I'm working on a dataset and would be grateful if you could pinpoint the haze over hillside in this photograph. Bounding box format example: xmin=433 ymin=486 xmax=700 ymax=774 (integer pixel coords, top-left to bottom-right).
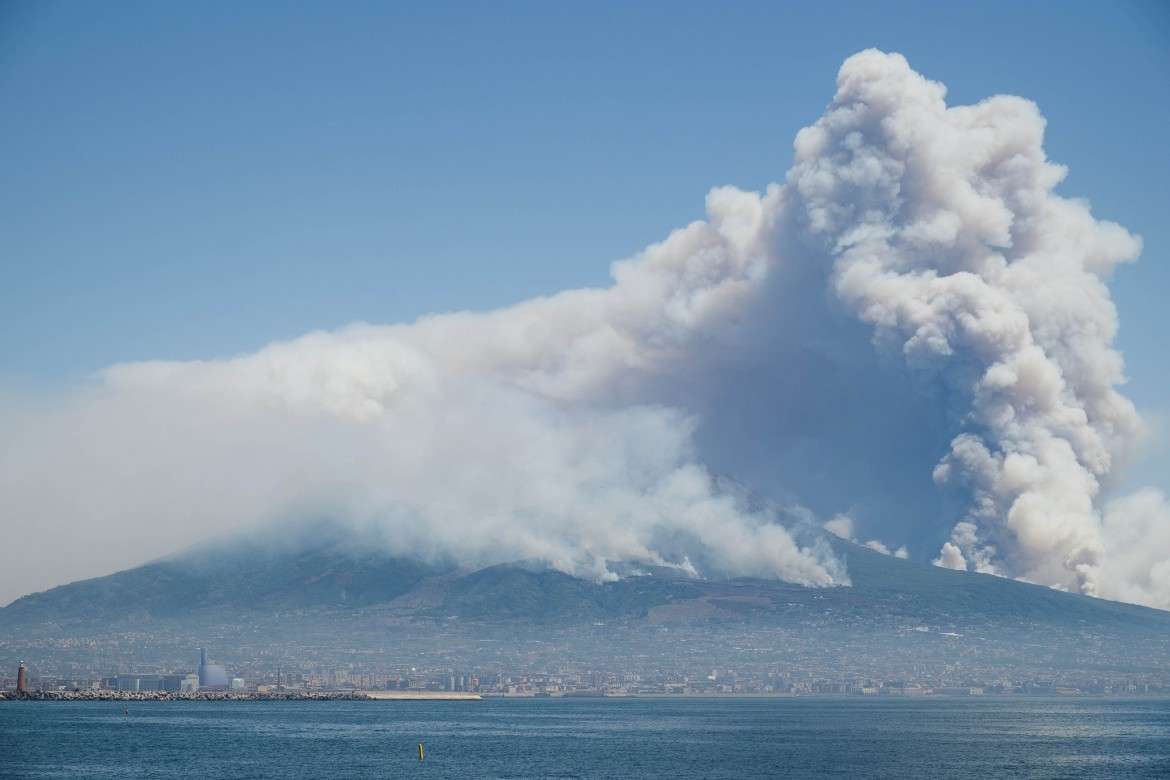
xmin=3 ymin=515 xmax=1169 ymax=690
xmin=3 ymin=50 xmax=1169 ymax=612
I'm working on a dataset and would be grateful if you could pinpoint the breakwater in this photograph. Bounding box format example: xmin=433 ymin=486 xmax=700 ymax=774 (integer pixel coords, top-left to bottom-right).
xmin=0 ymin=689 xmax=479 ymax=702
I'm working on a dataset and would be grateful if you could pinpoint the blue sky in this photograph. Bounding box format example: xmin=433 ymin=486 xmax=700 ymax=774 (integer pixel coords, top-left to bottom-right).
xmin=2 ymin=2 xmax=1165 ymax=369
xmin=1 ymin=2 xmax=1168 ymax=533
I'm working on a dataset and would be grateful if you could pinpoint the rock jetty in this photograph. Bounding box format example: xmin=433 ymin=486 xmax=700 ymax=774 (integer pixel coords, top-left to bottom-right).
xmin=1 ymin=690 xmax=372 ymax=702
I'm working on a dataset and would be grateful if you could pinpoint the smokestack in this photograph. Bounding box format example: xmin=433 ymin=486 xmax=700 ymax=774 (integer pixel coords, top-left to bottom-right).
xmin=16 ymin=662 xmax=27 ymax=692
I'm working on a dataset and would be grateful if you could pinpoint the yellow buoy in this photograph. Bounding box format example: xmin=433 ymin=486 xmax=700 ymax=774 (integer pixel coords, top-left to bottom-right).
xmin=418 ymin=743 xmax=424 ymax=761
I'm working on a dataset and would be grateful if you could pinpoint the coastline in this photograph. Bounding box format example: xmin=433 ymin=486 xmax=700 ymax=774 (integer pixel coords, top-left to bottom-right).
xmin=5 ymin=689 xmax=1167 ymax=702
xmin=0 ymin=690 xmax=481 ymax=702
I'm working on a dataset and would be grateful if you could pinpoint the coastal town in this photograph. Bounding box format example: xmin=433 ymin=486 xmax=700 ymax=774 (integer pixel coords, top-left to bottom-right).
xmin=4 ymin=664 xmax=1166 ymax=701
xmin=5 ymin=626 xmax=1168 ymax=701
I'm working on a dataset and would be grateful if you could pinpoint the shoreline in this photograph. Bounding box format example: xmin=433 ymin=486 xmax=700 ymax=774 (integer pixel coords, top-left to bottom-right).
xmin=4 ymin=689 xmax=1168 ymax=702
xmin=0 ymin=690 xmax=481 ymax=702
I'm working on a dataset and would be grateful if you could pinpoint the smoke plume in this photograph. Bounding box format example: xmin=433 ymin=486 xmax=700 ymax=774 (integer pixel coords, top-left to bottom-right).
xmin=787 ymin=50 xmax=1153 ymax=603
xmin=2 ymin=50 xmax=1167 ymax=610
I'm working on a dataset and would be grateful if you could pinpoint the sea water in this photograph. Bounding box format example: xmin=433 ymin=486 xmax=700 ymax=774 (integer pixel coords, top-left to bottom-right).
xmin=1 ymin=696 xmax=1168 ymax=779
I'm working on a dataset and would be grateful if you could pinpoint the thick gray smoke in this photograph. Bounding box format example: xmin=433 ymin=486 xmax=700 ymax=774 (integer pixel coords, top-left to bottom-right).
xmin=0 ymin=182 xmax=846 ymax=601
xmin=2 ymin=50 xmax=1167 ymax=609
xmin=786 ymin=51 xmax=1155 ymax=603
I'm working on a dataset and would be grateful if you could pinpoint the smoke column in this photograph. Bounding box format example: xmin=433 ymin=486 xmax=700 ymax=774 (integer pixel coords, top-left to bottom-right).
xmin=2 ymin=50 xmax=1167 ymax=609
xmin=786 ymin=51 xmax=1152 ymax=602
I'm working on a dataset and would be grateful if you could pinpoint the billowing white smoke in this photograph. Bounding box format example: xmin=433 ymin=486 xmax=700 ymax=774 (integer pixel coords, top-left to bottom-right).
xmin=788 ymin=50 xmax=1165 ymax=606
xmin=2 ymin=50 xmax=1167 ymax=610
xmin=0 ymin=184 xmax=845 ymax=603
xmin=823 ymin=515 xmax=908 ymax=559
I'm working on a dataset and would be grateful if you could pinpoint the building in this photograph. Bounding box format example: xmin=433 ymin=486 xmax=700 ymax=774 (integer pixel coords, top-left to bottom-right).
xmin=104 ymin=674 xmax=189 ymax=692
xmin=198 ymin=648 xmax=230 ymax=688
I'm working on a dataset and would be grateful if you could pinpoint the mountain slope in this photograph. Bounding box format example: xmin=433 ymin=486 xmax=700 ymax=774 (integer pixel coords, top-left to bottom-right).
xmin=3 ymin=519 xmax=1167 ymax=636
xmin=4 ymin=518 xmax=1170 ymax=684
xmin=0 ymin=528 xmax=448 ymax=627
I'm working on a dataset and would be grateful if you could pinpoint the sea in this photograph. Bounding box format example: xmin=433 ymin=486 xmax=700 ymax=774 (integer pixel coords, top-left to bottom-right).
xmin=1 ymin=696 xmax=1168 ymax=779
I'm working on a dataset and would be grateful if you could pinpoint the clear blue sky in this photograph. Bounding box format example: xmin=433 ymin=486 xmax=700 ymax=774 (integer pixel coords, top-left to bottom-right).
xmin=2 ymin=0 xmax=1168 ymax=485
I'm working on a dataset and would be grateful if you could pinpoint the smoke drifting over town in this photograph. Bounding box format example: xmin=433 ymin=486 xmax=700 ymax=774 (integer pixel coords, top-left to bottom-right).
xmin=3 ymin=51 xmax=1168 ymax=610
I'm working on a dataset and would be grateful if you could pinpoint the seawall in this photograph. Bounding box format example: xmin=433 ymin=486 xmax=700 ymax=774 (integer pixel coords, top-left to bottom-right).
xmin=1 ymin=690 xmax=479 ymax=702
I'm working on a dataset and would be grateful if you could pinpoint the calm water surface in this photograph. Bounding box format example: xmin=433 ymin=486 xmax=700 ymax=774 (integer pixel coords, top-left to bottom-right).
xmin=1 ymin=696 xmax=1168 ymax=779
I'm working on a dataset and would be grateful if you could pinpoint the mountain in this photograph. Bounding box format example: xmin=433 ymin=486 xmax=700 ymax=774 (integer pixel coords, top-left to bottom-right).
xmin=3 ymin=515 xmax=1169 ymax=682
xmin=0 ymin=526 xmax=445 ymax=624
xmin=7 ymin=518 xmax=1163 ymax=632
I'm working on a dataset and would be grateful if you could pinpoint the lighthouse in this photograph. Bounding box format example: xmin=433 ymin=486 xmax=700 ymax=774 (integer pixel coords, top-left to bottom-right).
xmin=16 ymin=662 xmax=27 ymax=692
